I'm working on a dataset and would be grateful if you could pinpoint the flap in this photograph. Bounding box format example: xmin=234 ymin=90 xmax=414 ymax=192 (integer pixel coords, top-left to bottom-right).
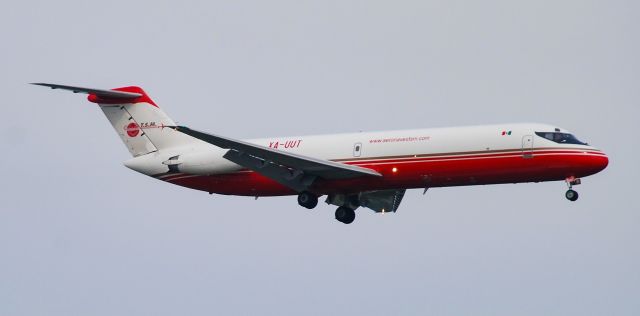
xmin=359 ymin=189 xmax=406 ymax=213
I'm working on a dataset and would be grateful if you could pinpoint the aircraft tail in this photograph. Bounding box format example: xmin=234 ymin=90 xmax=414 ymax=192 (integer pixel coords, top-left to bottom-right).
xmin=32 ymin=83 xmax=196 ymax=156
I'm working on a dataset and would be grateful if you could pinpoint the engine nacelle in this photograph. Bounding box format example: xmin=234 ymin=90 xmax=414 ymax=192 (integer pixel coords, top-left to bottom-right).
xmin=171 ymin=150 xmax=240 ymax=175
xmin=124 ymin=146 xmax=241 ymax=176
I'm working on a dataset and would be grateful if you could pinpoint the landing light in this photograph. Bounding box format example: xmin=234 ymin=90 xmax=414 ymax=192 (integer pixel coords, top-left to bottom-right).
xmin=392 ymin=167 xmax=398 ymax=173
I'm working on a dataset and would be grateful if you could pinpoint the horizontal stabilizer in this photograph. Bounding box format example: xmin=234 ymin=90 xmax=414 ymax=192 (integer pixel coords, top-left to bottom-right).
xmin=31 ymin=83 xmax=142 ymax=99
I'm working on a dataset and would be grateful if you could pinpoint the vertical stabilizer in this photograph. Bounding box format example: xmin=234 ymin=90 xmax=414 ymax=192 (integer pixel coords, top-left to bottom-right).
xmin=32 ymin=83 xmax=197 ymax=156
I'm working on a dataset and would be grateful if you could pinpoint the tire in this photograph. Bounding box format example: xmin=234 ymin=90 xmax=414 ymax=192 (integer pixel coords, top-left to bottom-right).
xmin=565 ymin=189 xmax=579 ymax=201
xmin=335 ymin=206 xmax=356 ymax=224
xmin=297 ymin=191 xmax=318 ymax=209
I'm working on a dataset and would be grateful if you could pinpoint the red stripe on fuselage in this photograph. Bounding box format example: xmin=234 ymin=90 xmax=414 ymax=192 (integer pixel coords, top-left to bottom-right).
xmin=158 ymin=149 xmax=608 ymax=197
xmin=334 ymin=148 xmax=605 ymax=164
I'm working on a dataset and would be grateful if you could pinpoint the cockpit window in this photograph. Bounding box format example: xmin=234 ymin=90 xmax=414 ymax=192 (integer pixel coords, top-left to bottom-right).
xmin=535 ymin=132 xmax=586 ymax=145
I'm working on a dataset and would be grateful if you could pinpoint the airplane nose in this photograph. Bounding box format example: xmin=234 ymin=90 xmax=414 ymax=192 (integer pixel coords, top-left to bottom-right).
xmin=598 ymin=152 xmax=609 ymax=171
xmin=571 ymin=149 xmax=609 ymax=178
xmin=591 ymin=150 xmax=609 ymax=174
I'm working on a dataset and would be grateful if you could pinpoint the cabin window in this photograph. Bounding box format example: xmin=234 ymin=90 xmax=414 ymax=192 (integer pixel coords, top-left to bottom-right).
xmin=535 ymin=132 xmax=586 ymax=145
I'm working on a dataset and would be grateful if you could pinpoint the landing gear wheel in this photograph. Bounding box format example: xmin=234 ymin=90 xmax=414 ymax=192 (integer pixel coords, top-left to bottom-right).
xmin=565 ymin=189 xmax=579 ymax=201
xmin=297 ymin=191 xmax=318 ymax=209
xmin=335 ymin=206 xmax=356 ymax=224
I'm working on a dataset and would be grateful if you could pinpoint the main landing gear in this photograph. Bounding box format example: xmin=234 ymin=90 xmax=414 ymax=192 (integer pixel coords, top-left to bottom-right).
xmin=297 ymin=191 xmax=318 ymax=209
xmin=296 ymin=192 xmax=357 ymax=224
xmin=565 ymin=177 xmax=581 ymax=202
xmin=335 ymin=206 xmax=356 ymax=224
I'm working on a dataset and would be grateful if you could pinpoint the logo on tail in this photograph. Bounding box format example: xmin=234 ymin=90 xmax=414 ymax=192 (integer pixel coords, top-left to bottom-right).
xmin=125 ymin=122 xmax=140 ymax=137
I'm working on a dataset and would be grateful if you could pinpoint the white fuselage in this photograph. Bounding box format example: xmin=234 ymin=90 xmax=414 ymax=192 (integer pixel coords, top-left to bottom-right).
xmin=123 ymin=122 xmax=606 ymax=196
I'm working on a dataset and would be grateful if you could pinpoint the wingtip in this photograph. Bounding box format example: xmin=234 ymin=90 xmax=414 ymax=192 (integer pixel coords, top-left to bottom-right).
xmin=163 ymin=125 xmax=184 ymax=132
xmin=369 ymin=169 xmax=384 ymax=177
xmin=30 ymin=83 xmax=56 ymax=89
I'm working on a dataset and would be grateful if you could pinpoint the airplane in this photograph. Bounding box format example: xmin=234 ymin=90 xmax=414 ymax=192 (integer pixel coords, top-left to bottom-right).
xmin=32 ymin=83 xmax=609 ymax=224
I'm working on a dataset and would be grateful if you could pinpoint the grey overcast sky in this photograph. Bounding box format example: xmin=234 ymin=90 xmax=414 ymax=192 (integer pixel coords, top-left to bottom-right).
xmin=1 ymin=0 xmax=638 ymax=315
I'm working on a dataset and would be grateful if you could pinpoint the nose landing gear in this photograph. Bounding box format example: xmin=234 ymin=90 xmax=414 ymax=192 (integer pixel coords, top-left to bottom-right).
xmin=565 ymin=177 xmax=581 ymax=201
xmin=565 ymin=189 xmax=579 ymax=201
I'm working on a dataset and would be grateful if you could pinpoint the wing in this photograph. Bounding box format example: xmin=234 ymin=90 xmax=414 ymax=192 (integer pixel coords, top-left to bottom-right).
xmin=174 ymin=126 xmax=382 ymax=192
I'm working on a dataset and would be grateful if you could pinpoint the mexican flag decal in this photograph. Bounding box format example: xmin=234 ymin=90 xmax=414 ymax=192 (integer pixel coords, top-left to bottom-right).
xmin=501 ymin=130 xmax=512 ymax=136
